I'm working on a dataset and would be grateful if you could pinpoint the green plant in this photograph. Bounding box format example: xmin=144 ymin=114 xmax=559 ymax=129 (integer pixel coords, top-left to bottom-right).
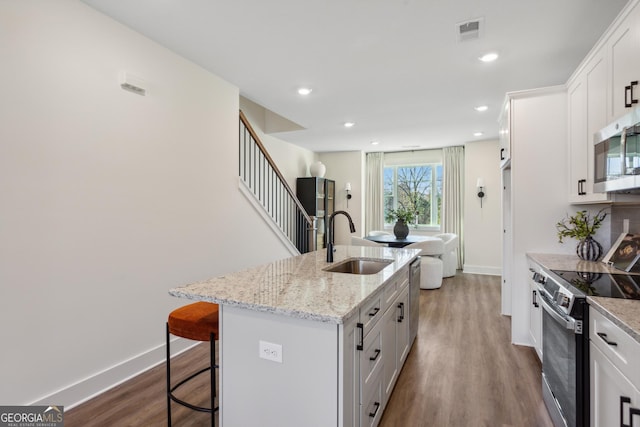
xmin=386 ymin=207 xmax=416 ymax=224
xmin=556 ymin=209 xmax=607 ymax=243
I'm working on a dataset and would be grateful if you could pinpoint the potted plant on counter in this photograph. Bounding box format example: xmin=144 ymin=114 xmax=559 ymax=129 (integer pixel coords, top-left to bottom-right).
xmin=556 ymin=209 xmax=607 ymax=261
xmin=386 ymin=207 xmax=416 ymax=239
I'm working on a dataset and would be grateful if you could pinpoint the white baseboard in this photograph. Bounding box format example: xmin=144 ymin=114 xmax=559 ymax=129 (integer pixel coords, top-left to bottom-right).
xmin=462 ymin=264 xmax=502 ymax=276
xmin=30 ymin=337 xmax=196 ymax=410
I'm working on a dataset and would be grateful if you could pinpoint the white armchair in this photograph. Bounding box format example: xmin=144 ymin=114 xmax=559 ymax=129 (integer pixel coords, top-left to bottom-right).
xmin=434 ymin=233 xmax=459 ymax=277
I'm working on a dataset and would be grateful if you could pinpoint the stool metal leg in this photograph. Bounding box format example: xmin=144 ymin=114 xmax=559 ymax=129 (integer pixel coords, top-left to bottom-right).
xmin=167 ymin=325 xmax=219 ymax=427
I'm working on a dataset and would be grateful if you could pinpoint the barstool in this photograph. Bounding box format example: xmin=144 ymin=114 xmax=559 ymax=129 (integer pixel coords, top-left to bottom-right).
xmin=166 ymin=301 xmax=219 ymax=426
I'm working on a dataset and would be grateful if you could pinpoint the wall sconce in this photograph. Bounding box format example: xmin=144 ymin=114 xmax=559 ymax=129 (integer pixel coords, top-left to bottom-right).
xmin=477 ymin=178 xmax=485 ymax=208
xmin=345 ymin=182 xmax=352 ymax=207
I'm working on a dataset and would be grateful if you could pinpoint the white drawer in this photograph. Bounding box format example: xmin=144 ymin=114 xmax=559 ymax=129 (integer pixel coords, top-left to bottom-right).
xmin=360 ymin=366 xmax=383 ymax=427
xmin=360 ymin=319 xmax=383 ymax=390
xmin=589 ymin=306 xmax=640 ymax=388
xmin=361 ymin=290 xmax=383 ymax=335
xmin=382 ymin=268 xmax=409 ymax=312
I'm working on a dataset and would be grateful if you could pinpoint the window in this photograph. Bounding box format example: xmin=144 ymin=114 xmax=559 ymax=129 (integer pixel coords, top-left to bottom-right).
xmin=384 ymin=164 xmax=442 ymax=228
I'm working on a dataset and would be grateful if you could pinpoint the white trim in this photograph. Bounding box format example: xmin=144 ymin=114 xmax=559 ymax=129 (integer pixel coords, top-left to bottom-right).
xmin=238 ymin=178 xmax=300 ymax=257
xmin=30 ymin=338 xmax=197 ymax=410
xmin=462 ymin=264 xmax=502 ymax=276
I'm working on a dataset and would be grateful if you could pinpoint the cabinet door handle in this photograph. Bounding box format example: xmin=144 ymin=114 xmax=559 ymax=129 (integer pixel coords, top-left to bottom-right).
xmin=369 ymin=348 xmax=381 ymax=361
xmin=532 ymin=290 xmax=539 ymax=308
xmin=397 ymin=302 xmax=405 ymax=322
xmin=626 ymin=85 xmax=633 ymax=108
xmin=621 ymin=396 xmax=631 ymax=427
xmin=368 ymin=307 xmax=380 ymax=317
xmin=500 ymin=148 xmax=505 ymax=160
xmin=356 ymin=323 xmax=364 ymax=351
xmin=597 ymin=332 xmax=618 ymax=346
xmin=578 ymin=179 xmax=586 ymax=196
xmin=632 ymin=81 xmax=639 ymax=106
xmin=369 ymin=401 xmax=381 ymax=418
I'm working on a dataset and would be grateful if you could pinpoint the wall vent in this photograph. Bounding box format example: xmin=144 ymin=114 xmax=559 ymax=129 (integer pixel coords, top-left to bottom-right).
xmin=456 ymin=17 xmax=484 ymax=42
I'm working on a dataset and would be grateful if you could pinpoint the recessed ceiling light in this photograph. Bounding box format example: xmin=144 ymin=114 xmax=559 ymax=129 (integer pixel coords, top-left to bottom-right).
xmin=370 ymin=141 xmax=379 ymax=145
xmin=344 ymin=122 xmax=355 ymax=128
xmin=474 ymin=105 xmax=488 ymax=112
xmin=473 ymin=132 xmax=484 ymax=137
xmin=479 ymin=52 xmax=498 ymax=62
xmin=297 ymin=87 xmax=312 ymax=95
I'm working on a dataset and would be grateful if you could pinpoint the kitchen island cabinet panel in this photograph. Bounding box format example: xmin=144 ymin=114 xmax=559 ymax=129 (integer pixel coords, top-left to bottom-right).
xmin=221 ymin=305 xmax=339 ymax=427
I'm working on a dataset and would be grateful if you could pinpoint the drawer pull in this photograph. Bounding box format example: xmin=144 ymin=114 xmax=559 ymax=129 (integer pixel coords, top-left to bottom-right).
xmin=397 ymin=302 xmax=405 ymax=322
xmin=369 ymin=349 xmax=381 ymax=361
xmin=597 ymin=332 xmax=618 ymax=346
xmin=368 ymin=307 xmax=380 ymax=317
xmin=369 ymin=401 xmax=380 ymax=418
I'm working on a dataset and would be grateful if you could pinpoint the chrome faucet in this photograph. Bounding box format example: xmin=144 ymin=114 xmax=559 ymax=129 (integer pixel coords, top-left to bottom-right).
xmin=326 ymin=210 xmax=356 ymax=262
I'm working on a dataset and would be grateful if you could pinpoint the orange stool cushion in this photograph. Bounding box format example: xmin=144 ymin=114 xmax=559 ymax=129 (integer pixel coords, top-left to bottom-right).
xmin=168 ymin=302 xmax=219 ymax=342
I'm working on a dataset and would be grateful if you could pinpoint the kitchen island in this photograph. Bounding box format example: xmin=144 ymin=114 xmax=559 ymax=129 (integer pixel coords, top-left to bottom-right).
xmin=170 ymin=245 xmax=420 ymax=427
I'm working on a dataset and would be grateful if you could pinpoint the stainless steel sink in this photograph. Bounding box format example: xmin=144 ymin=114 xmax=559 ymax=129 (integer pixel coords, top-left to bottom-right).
xmin=324 ymin=258 xmax=393 ymax=275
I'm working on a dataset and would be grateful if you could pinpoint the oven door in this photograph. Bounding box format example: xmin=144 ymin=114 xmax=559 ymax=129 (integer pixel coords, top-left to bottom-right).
xmin=539 ymin=293 xmax=577 ymax=427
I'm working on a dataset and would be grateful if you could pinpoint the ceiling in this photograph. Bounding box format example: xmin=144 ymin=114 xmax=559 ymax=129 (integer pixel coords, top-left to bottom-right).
xmin=81 ymin=0 xmax=628 ymax=153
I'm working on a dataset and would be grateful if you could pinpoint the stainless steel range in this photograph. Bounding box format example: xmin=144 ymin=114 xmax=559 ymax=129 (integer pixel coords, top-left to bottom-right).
xmin=530 ymin=267 xmax=589 ymax=427
xmin=531 ymin=266 xmax=640 ymax=427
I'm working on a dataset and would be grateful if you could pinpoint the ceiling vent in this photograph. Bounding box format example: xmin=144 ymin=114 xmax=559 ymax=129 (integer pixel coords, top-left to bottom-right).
xmin=456 ymin=17 xmax=484 ymax=42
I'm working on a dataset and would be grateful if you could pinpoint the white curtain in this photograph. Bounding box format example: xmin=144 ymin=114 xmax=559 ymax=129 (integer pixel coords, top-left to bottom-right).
xmin=442 ymin=146 xmax=464 ymax=269
xmin=365 ymin=152 xmax=384 ymax=234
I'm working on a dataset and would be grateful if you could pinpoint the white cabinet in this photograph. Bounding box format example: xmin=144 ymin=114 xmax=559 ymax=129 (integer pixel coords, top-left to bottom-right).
xmin=351 ymin=265 xmax=414 ymax=427
xmin=608 ymin=4 xmax=640 ymax=121
xmin=528 ymin=278 xmax=542 ymax=361
xmin=567 ymin=51 xmax=610 ymax=204
xmin=591 ymin=345 xmax=640 ymax=427
xmin=590 ymin=307 xmax=640 ymax=427
xmin=498 ymin=101 xmax=511 ymax=168
xmin=500 ymin=88 xmax=568 ymax=344
xmin=382 ymin=283 xmax=410 ymax=405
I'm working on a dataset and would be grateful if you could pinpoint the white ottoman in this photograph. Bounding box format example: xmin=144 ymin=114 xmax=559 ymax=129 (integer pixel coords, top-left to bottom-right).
xmin=420 ymin=256 xmax=443 ymax=289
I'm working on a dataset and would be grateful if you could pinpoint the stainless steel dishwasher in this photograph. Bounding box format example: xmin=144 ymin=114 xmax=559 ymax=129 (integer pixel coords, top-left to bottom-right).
xmin=409 ymin=257 xmax=421 ymax=345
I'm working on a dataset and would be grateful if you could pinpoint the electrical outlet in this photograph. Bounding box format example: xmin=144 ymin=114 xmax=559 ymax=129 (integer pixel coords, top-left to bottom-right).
xmin=259 ymin=340 xmax=283 ymax=363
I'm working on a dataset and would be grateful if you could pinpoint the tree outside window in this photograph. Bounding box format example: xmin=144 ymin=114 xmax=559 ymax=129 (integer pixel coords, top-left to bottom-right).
xmin=384 ymin=164 xmax=442 ymax=227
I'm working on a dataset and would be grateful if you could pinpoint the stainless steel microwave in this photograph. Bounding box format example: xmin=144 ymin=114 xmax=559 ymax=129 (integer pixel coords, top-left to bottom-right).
xmin=594 ymin=108 xmax=640 ymax=193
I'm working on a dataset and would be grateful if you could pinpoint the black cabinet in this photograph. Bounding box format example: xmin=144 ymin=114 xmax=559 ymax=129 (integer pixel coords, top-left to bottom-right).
xmin=296 ymin=177 xmax=335 ymax=249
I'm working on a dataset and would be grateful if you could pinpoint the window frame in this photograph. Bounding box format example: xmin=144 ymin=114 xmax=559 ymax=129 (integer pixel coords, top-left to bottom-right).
xmin=383 ymin=162 xmax=442 ymax=232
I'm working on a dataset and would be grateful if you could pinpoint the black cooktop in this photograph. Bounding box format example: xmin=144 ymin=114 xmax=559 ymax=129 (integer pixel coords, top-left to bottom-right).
xmin=551 ymin=270 xmax=640 ymax=300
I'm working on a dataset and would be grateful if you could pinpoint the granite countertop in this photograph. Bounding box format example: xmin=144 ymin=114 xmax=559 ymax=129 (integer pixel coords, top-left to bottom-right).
xmin=527 ymin=253 xmax=640 ymax=343
xmin=170 ymin=245 xmax=420 ymax=324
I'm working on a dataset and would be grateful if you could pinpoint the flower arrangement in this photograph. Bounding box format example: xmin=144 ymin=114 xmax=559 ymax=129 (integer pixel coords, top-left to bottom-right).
xmin=386 ymin=207 xmax=416 ymax=224
xmin=556 ymin=209 xmax=607 ymax=243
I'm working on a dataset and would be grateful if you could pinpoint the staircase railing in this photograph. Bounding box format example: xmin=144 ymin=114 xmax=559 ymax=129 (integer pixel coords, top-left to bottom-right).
xmin=239 ymin=111 xmax=316 ymax=253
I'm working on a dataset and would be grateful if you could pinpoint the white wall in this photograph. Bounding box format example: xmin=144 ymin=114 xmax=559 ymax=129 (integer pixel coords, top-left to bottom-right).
xmin=463 ymin=140 xmax=502 ymax=275
xmin=319 ymin=152 xmax=366 ymax=245
xmin=239 ymin=97 xmax=317 ymax=188
xmin=0 ymin=0 xmax=291 ymax=407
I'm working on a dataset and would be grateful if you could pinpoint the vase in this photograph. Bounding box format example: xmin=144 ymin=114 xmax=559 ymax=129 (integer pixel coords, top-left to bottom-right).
xmin=309 ymin=161 xmax=326 ymax=178
xmin=393 ymin=220 xmax=409 ymax=239
xmin=576 ymin=237 xmax=602 ymax=261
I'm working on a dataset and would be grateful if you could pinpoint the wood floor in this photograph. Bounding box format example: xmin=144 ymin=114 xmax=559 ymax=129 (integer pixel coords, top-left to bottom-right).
xmin=65 ymin=273 xmax=553 ymax=427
